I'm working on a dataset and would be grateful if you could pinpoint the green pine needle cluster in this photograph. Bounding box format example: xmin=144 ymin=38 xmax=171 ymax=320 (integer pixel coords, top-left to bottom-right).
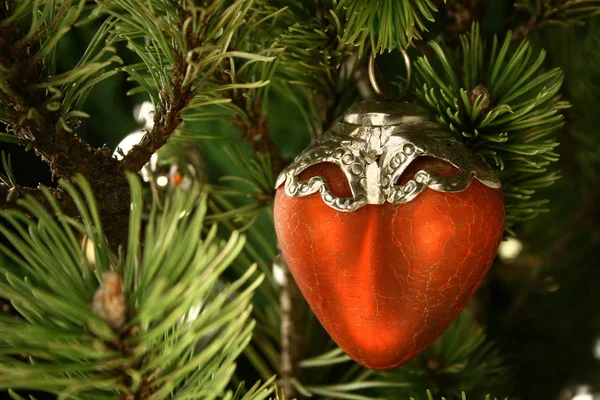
xmin=264 ymin=1 xmax=357 ymax=136
xmin=266 ymin=0 xmax=446 ymax=135
xmin=274 ymin=5 xmax=349 ymax=88
xmin=0 ymin=0 xmax=121 ymax=133
xmin=206 ymin=147 xmax=275 ymax=231
xmin=407 ymin=23 xmax=569 ymax=231
xmin=275 ymin=6 xmax=348 ymax=92
xmin=298 ymin=311 xmax=509 ymax=400
xmin=3 ymin=0 xmax=597 ymax=398
xmin=203 ymin=167 xmax=282 ymax=384
xmin=99 ymin=0 xmax=275 ymax=116
xmin=0 ymin=175 xmax=273 ymax=399
xmin=515 ymin=0 xmax=600 ymax=27
xmin=337 ymin=0 xmax=442 ymax=54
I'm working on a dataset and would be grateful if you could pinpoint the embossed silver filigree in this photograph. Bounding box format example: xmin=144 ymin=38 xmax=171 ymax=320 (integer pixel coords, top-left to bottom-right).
xmin=275 ymin=102 xmax=501 ymax=212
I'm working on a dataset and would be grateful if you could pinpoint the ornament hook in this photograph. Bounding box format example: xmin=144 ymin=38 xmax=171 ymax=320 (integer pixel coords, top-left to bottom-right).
xmin=368 ymin=50 xmax=412 ymax=100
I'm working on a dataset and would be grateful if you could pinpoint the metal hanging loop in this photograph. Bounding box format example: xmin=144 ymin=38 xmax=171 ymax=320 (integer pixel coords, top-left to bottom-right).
xmin=368 ymin=49 xmax=412 ymax=100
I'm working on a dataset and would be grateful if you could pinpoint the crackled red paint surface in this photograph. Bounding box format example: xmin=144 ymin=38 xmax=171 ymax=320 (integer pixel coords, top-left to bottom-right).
xmin=274 ymin=158 xmax=505 ymax=370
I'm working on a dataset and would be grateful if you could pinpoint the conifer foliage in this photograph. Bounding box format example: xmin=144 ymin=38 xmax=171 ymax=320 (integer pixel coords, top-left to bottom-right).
xmin=1 ymin=0 xmax=599 ymax=399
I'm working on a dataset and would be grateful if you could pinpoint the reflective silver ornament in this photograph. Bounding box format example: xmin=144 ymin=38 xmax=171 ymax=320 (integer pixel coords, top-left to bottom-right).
xmin=275 ymin=101 xmax=500 ymax=212
xmin=114 ymin=102 xmax=207 ymax=203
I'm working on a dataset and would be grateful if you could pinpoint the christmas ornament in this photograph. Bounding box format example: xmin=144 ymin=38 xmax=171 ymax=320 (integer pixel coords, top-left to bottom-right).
xmin=273 ymin=53 xmax=505 ymax=370
xmin=114 ymin=102 xmax=207 ymax=205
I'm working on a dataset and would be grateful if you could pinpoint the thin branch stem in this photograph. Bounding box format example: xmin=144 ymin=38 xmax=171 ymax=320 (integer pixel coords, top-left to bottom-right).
xmin=508 ymin=0 xmax=600 ymax=42
xmin=0 ymin=12 xmax=131 ymax=249
xmin=120 ymin=57 xmax=195 ymax=172
xmin=215 ymin=63 xmax=286 ymax=175
xmin=276 ymin=254 xmax=306 ymax=398
xmin=444 ymin=0 xmax=490 ymax=43
xmin=0 ymin=182 xmax=78 ymax=217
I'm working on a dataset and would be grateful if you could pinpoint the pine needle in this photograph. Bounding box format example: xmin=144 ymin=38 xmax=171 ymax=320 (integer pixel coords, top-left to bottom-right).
xmin=405 ymin=23 xmax=567 ymax=229
xmin=0 ymin=174 xmax=269 ymax=399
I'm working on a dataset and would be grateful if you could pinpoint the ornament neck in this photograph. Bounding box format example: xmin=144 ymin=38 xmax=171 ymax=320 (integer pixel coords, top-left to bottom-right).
xmin=343 ymin=101 xmax=432 ymax=126
xmin=276 ymin=101 xmax=501 ymax=212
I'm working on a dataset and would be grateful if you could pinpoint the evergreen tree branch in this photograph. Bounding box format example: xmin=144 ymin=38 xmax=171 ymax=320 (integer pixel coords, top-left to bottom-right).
xmin=191 ymin=2 xmax=359 ymax=204
xmin=444 ymin=0 xmax=490 ymax=42
xmin=404 ymin=23 xmax=568 ymax=230
xmin=214 ymin=63 xmax=286 ymax=174
xmin=0 ymin=1 xmax=111 ymax=178
xmin=203 ymin=156 xmax=304 ymax=392
xmin=270 ymin=2 xmax=359 ymax=139
xmin=119 ymin=93 xmax=193 ymax=173
xmin=0 ymin=2 xmax=118 ymax=180
xmin=276 ymin=255 xmax=306 ymax=399
xmin=206 ymin=147 xmax=276 ymax=225
xmin=299 ymin=311 xmax=511 ymax=400
xmin=1 ymin=1 xmax=274 ymax=249
xmin=0 ymin=174 xmax=271 ymax=399
xmin=115 ymin=6 xmax=204 ymax=173
xmin=205 ymin=49 xmax=316 ymax=392
xmin=0 ymin=0 xmax=131 ymax=247
xmin=102 ymin=0 xmax=275 ymax=173
xmin=510 ymin=0 xmax=600 ymax=41
xmin=337 ymin=0 xmax=444 ymax=54
xmin=204 ymin=191 xmax=282 ymax=382
xmin=0 ymin=182 xmax=77 ymax=218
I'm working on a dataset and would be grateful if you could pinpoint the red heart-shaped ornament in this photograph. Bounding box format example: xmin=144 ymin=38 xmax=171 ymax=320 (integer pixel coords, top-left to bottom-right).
xmin=274 ymin=157 xmax=505 ymax=370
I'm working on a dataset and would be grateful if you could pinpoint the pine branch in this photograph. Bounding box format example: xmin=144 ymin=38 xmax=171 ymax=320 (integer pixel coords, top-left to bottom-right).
xmin=337 ymin=0 xmax=443 ymax=54
xmin=203 ymin=156 xmax=301 ymax=391
xmin=1 ymin=1 xmax=274 ymax=249
xmin=271 ymin=3 xmax=359 ymax=138
xmin=299 ymin=311 xmax=511 ymax=399
xmin=510 ymin=0 xmax=600 ymax=41
xmin=0 ymin=2 xmax=119 ymax=177
xmin=204 ymin=189 xmax=283 ymax=380
xmin=214 ymin=63 xmax=286 ymax=175
xmin=405 ymin=23 xmax=568 ymax=230
xmin=0 ymin=1 xmax=131 ymax=247
xmin=0 ymin=182 xmax=77 ymax=217
xmin=276 ymin=255 xmax=307 ymax=399
xmin=204 ymin=147 xmax=276 ymax=229
xmin=102 ymin=0 xmax=275 ymax=173
xmin=196 ymin=10 xmax=364 ymax=389
xmin=115 ymin=7 xmax=203 ymax=173
xmin=443 ymin=0 xmax=490 ymax=42
xmin=119 ymin=93 xmax=194 ymax=173
xmin=0 ymin=174 xmax=272 ymax=399
xmin=182 ymin=2 xmax=359 ymax=202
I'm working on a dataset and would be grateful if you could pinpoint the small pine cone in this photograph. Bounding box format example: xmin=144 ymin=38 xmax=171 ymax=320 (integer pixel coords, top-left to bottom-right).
xmin=469 ymin=83 xmax=492 ymax=118
xmin=92 ymin=271 xmax=127 ymax=331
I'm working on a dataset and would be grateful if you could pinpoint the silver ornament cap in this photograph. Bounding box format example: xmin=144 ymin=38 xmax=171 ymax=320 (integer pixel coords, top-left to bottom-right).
xmin=275 ymin=101 xmax=500 ymax=212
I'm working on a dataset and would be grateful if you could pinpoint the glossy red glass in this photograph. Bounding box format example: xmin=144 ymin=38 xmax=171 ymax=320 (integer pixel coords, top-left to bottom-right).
xmin=274 ymin=158 xmax=505 ymax=369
